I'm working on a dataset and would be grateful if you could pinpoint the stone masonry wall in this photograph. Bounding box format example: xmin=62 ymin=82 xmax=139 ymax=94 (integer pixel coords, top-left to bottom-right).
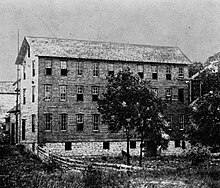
xmin=19 ymin=47 xmax=38 ymax=145
xmin=44 ymin=141 xmax=141 ymax=156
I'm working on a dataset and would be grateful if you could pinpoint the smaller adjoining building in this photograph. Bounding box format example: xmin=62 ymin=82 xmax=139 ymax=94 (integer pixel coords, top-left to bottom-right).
xmin=0 ymin=81 xmax=17 ymax=143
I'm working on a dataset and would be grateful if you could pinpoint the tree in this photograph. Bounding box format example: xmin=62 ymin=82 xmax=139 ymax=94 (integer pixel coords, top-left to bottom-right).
xmin=188 ymin=91 xmax=220 ymax=151
xmin=98 ymin=68 xmax=168 ymax=165
xmin=189 ymin=61 xmax=204 ymax=77
xmin=134 ymin=87 xmax=167 ymax=166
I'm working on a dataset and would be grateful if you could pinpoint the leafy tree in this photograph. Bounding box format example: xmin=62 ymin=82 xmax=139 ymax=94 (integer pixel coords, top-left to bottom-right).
xmin=200 ymin=70 xmax=220 ymax=95
xmin=188 ymin=91 xmax=220 ymax=151
xmin=98 ymin=68 xmax=168 ymax=165
xmin=135 ymin=87 xmax=167 ymax=166
xmin=189 ymin=61 xmax=204 ymax=77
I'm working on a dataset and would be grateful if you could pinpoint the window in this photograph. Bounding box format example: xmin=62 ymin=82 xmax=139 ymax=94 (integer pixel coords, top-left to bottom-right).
xmin=27 ymin=45 xmax=30 ymax=57
xmin=32 ymin=86 xmax=35 ymax=102
xmin=182 ymin=141 xmax=186 ymax=149
xmin=137 ymin=65 xmax=144 ymax=79
xmin=45 ymin=60 xmax=52 ymax=75
xmin=32 ymin=60 xmax=35 ymax=77
xmin=44 ymin=85 xmax=52 ymax=101
xmin=92 ymin=86 xmax=99 ymax=101
xmin=108 ymin=63 xmax=114 ymax=76
xmin=179 ymin=67 xmax=184 ymax=78
xmin=60 ymin=114 xmax=68 ymax=131
xmin=77 ymin=86 xmax=84 ymax=101
xmin=178 ymin=89 xmax=184 ymax=103
xmin=175 ymin=140 xmax=181 ymax=148
xmin=108 ymin=121 xmax=115 ymax=131
xmin=151 ymin=65 xmax=158 ymax=80
xmin=32 ymin=114 xmax=36 ymax=132
xmin=166 ymin=66 xmax=171 ymax=80
xmin=23 ymin=89 xmax=26 ymax=104
xmin=77 ymin=61 xmax=83 ymax=76
xmin=60 ymin=85 xmax=67 ymax=101
xmin=130 ymin=141 xmax=136 ymax=149
xmin=103 ymin=141 xmax=110 ymax=149
xmin=76 ymin=114 xmax=84 ymax=131
xmin=179 ymin=115 xmax=184 ymax=130
xmin=165 ymin=88 xmax=172 ymax=100
xmin=45 ymin=113 xmax=52 ymax=131
xmin=65 ymin=142 xmax=72 ymax=150
xmin=23 ymin=64 xmax=26 ymax=80
xmin=22 ymin=119 xmax=26 ymax=140
xmin=61 ymin=61 xmax=67 ymax=76
xmin=151 ymin=88 xmax=158 ymax=97
xmin=93 ymin=114 xmax=100 ymax=131
xmin=93 ymin=62 xmax=99 ymax=77
xmin=166 ymin=114 xmax=172 ymax=128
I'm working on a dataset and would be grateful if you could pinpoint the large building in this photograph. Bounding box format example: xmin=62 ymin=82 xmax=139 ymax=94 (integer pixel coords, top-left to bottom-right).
xmin=15 ymin=36 xmax=191 ymax=156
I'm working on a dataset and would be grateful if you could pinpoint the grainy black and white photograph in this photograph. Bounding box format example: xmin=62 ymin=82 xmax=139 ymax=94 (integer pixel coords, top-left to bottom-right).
xmin=0 ymin=0 xmax=220 ymax=187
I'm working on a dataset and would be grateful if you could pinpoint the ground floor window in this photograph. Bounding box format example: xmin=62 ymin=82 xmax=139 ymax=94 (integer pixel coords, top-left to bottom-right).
xmin=130 ymin=141 xmax=136 ymax=149
xmin=65 ymin=142 xmax=72 ymax=150
xmin=103 ymin=141 xmax=110 ymax=149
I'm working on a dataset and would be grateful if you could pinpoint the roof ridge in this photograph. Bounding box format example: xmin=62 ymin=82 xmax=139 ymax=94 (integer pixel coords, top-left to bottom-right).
xmin=25 ymin=36 xmax=179 ymax=49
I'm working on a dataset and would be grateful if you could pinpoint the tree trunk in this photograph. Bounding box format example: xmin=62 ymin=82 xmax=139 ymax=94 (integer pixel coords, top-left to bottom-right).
xmin=126 ymin=128 xmax=130 ymax=165
xmin=139 ymin=134 xmax=144 ymax=167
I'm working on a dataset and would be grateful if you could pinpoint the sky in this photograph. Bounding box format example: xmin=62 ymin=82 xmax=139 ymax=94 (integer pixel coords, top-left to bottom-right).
xmin=0 ymin=0 xmax=220 ymax=81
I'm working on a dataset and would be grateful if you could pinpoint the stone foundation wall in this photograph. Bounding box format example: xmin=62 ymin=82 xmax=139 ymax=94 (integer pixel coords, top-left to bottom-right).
xmin=44 ymin=141 xmax=141 ymax=157
xmin=161 ymin=140 xmax=190 ymax=156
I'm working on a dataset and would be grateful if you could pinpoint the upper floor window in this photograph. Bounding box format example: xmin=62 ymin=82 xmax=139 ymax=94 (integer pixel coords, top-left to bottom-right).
xmin=60 ymin=113 xmax=68 ymax=131
xmin=179 ymin=67 xmax=184 ymax=78
xmin=93 ymin=62 xmax=99 ymax=77
xmin=61 ymin=61 xmax=67 ymax=76
xmin=151 ymin=65 xmax=158 ymax=80
xmin=32 ymin=114 xmax=36 ymax=132
xmin=166 ymin=114 xmax=172 ymax=128
xmin=23 ymin=64 xmax=26 ymax=80
xmin=179 ymin=115 xmax=184 ymax=130
xmin=32 ymin=86 xmax=35 ymax=103
xmin=108 ymin=63 xmax=114 ymax=76
xmin=166 ymin=66 xmax=171 ymax=80
xmin=178 ymin=88 xmax=184 ymax=103
xmin=77 ymin=86 xmax=84 ymax=101
xmin=165 ymin=88 xmax=172 ymax=100
xmin=44 ymin=85 xmax=52 ymax=101
xmin=77 ymin=61 xmax=83 ymax=76
xmin=76 ymin=114 xmax=84 ymax=131
xmin=23 ymin=89 xmax=26 ymax=105
xmin=92 ymin=86 xmax=99 ymax=101
xmin=27 ymin=45 xmax=30 ymax=57
xmin=32 ymin=60 xmax=35 ymax=77
xmin=60 ymin=85 xmax=67 ymax=101
xmin=45 ymin=113 xmax=52 ymax=131
xmin=93 ymin=114 xmax=100 ymax=132
xmin=45 ymin=60 xmax=52 ymax=76
xmin=137 ymin=65 xmax=144 ymax=79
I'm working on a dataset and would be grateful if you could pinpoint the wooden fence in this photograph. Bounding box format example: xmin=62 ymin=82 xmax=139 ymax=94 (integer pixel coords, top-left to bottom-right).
xmin=37 ymin=146 xmax=143 ymax=172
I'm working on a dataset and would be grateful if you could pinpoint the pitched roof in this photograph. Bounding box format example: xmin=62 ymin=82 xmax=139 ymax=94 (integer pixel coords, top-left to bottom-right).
xmin=16 ymin=36 xmax=191 ymax=65
xmin=0 ymin=81 xmax=16 ymax=94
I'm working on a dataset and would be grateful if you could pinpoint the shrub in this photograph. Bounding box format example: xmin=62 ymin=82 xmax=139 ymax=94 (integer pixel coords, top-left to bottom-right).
xmin=183 ymin=143 xmax=211 ymax=166
xmin=83 ymin=164 xmax=102 ymax=188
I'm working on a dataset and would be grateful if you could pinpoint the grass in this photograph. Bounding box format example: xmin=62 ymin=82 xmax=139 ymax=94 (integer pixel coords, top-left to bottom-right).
xmin=0 ymin=144 xmax=220 ymax=187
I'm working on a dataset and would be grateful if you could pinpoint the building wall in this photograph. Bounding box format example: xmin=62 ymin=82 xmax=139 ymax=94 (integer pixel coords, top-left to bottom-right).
xmin=0 ymin=81 xmax=16 ymax=124
xmin=37 ymin=57 xmax=188 ymax=146
xmin=19 ymin=49 xmax=39 ymax=145
xmin=43 ymin=140 xmax=141 ymax=157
